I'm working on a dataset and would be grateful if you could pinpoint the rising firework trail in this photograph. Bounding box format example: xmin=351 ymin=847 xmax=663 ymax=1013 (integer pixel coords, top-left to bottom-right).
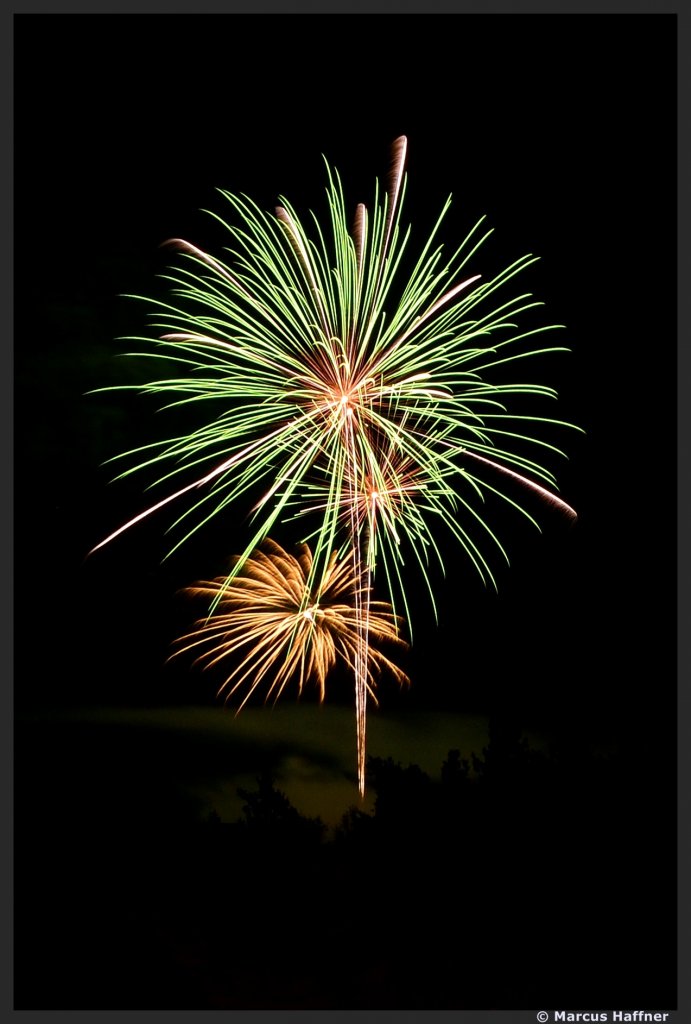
xmin=92 ymin=137 xmax=579 ymax=794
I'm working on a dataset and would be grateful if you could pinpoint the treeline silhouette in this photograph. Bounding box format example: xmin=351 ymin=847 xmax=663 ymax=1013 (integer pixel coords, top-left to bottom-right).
xmin=14 ymin=717 xmax=676 ymax=1010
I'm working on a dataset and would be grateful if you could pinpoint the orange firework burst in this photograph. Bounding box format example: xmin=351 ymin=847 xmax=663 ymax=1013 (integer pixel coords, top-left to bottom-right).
xmin=171 ymin=539 xmax=409 ymax=718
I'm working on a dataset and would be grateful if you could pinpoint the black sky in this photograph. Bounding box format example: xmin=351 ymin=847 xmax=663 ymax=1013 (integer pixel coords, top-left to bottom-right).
xmin=12 ymin=11 xmax=678 ymax=1012
xmin=15 ymin=13 xmax=676 ymax=742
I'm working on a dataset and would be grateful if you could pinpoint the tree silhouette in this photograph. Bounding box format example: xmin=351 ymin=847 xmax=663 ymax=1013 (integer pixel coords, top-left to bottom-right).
xmin=236 ymin=770 xmax=325 ymax=849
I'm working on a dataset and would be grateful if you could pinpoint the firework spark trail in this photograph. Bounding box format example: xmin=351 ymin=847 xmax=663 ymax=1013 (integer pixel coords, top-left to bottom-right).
xmin=344 ymin=408 xmax=369 ymax=797
xmin=359 ymin=524 xmax=373 ymax=798
xmin=457 ymin=448 xmax=578 ymax=520
xmin=92 ymin=136 xmax=581 ymax=794
xmin=88 ymin=415 xmax=312 ymax=556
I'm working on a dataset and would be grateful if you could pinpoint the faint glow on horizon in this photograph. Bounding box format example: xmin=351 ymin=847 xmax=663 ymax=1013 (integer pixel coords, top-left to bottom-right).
xmin=26 ymin=703 xmax=495 ymax=828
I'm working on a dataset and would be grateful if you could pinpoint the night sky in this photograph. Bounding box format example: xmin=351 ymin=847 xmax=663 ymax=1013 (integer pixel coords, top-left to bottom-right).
xmin=14 ymin=12 xmax=677 ymax=1012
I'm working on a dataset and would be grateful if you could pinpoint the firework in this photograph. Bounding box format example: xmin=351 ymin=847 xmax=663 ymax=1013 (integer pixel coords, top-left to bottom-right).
xmin=172 ymin=537 xmax=409 ymax=712
xmin=92 ymin=137 xmax=579 ymax=794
